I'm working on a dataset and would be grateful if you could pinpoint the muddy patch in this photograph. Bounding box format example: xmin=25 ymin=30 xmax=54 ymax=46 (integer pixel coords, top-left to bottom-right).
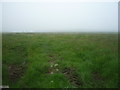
xmin=47 ymin=66 xmax=59 ymax=74
xmin=48 ymin=60 xmax=56 ymax=64
xmin=62 ymin=67 xmax=83 ymax=87
xmin=8 ymin=62 xmax=27 ymax=82
xmin=47 ymin=54 xmax=60 ymax=75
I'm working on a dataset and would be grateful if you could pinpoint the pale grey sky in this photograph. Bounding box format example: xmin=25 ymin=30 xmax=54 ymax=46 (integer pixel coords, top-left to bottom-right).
xmin=0 ymin=3 xmax=2 ymax=32
xmin=1 ymin=2 xmax=118 ymax=32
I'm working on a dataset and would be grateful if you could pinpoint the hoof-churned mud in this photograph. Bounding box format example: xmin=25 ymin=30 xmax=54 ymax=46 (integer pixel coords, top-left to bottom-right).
xmin=62 ymin=67 xmax=83 ymax=87
xmin=8 ymin=62 xmax=27 ymax=82
xmin=47 ymin=54 xmax=59 ymax=74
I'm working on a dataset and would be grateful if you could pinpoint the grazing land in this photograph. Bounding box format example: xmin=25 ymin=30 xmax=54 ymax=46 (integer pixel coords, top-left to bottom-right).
xmin=2 ymin=33 xmax=118 ymax=88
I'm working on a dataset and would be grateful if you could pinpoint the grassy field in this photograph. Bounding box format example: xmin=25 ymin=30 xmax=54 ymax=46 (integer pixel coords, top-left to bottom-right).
xmin=2 ymin=33 xmax=118 ymax=88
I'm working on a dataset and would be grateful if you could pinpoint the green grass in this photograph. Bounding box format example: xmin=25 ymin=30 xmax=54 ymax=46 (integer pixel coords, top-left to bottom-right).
xmin=2 ymin=33 xmax=118 ymax=88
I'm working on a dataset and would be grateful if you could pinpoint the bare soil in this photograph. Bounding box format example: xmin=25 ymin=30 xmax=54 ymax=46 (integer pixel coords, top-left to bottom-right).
xmin=8 ymin=62 xmax=27 ymax=82
xmin=62 ymin=67 xmax=83 ymax=87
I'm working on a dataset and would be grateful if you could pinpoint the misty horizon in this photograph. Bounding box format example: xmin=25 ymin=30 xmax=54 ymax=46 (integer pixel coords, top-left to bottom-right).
xmin=1 ymin=2 xmax=118 ymax=32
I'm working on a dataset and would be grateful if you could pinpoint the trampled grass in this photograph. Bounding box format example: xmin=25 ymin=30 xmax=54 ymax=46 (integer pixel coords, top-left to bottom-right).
xmin=2 ymin=33 xmax=118 ymax=88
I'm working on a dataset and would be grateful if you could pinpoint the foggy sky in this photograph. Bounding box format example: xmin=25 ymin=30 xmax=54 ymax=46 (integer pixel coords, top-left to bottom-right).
xmin=1 ymin=2 xmax=118 ymax=32
xmin=0 ymin=3 xmax=2 ymax=32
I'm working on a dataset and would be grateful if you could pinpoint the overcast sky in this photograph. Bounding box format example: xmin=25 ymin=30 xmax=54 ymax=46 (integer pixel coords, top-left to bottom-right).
xmin=1 ymin=2 xmax=118 ymax=32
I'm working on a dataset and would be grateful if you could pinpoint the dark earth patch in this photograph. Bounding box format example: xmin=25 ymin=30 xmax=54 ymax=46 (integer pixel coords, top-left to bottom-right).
xmin=48 ymin=54 xmax=57 ymax=58
xmin=62 ymin=67 xmax=83 ymax=87
xmin=47 ymin=66 xmax=59 ymax=74
xmin=47 ymin=54 xmax=59 ymax=74
xmin=48 ymin=60 xmax=56 ymax=64
xmin=8 ymin=62 xmax=27 ymax=82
